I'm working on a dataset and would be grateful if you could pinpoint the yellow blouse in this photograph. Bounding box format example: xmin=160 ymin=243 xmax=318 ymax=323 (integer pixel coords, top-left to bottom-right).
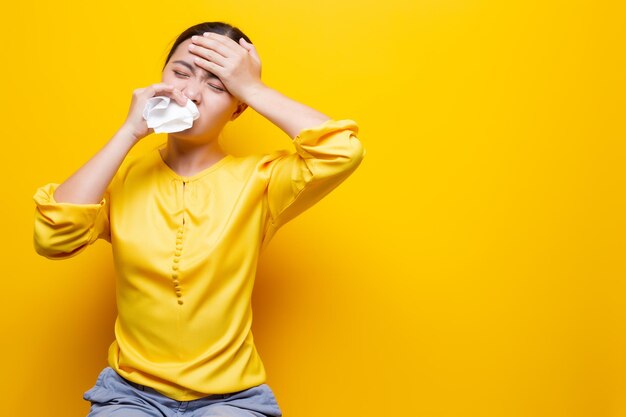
xmin=32 ymin=118 xmax=365 ymax=401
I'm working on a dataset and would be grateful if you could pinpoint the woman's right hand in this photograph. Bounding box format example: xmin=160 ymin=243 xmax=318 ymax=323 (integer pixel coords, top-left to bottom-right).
xmin=120 ymin=83 xmax=188 ymax=142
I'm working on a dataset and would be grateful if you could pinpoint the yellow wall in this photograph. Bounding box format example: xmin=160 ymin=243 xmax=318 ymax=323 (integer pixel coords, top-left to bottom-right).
xmin=4 ymin=1 xmax=626 ymax=416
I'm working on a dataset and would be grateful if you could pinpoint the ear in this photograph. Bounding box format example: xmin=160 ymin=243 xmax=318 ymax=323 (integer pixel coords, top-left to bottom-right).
xmin=230 ymin=102 xmax=248 ymax=121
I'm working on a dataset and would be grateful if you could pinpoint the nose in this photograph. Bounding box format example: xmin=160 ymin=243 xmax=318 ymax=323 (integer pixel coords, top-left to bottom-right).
xmin=180 ymin=82 xmax=201 ymax=105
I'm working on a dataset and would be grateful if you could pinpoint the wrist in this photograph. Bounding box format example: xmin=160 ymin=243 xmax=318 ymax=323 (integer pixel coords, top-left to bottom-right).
xmin=116 ymin=125 xmax=142 ymax=145
xmin=240 ymin=82 xmax=270 ymax=105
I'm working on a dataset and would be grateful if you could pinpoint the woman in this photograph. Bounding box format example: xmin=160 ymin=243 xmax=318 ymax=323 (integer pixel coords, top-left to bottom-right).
xmin=32 ymin=21 xmax=365 ymax=417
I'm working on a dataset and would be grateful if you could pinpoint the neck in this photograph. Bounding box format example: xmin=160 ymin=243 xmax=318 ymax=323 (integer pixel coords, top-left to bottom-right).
xmin=160 ymin=137 xmax=228 ymax=177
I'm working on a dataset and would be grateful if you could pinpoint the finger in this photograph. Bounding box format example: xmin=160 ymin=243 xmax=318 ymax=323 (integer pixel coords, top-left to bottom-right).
xmin=237 ymin=38 xmax=261 ymax=66
xmin=192 ymin=57 xmax=223 ymax=78
xmin=146 ymin=84 xmax=187 ymax=105
xmin=169 ymin=89 xmax=188 ymax=106
xmin=246 ymin=44 xmax=261 ymax=62
xmin=189 ymin=46 xmax=227 ymax=68
xmin=150 ymin=83 xmax=174 ymax=91
xmin=191 ymin=35 xmax=231 ymax=59
xmin=202 ymin=32 xmax=243 ymax=51
xmin=148 ymin=83 xmax=175 ymax=96
xmin=157 ymin=88 xmax=187 ymax=106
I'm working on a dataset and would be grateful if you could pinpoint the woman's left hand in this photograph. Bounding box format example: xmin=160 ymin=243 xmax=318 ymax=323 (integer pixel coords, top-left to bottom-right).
xmin=188 ymin=32 xmax=264 ymax=103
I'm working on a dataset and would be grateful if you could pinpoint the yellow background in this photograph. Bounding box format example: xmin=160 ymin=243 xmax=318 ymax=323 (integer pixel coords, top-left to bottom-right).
xmin=3 ymin=0 xmax=625 ymax=416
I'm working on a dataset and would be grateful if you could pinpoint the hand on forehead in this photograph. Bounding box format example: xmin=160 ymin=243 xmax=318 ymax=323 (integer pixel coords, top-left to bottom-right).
xmin=200 ymin=32 xmax=242 ymax=46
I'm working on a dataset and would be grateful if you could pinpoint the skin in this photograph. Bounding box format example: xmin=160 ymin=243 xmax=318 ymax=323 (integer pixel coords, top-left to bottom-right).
xmin=155 ymin=34 xmax=263 ymax=177
xmin=53 ymin=32 xmax=331 ymax=204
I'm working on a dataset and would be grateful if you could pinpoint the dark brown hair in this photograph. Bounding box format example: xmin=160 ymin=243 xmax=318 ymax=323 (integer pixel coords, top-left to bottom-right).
xmin=162 ymin=21 xmax=253 ymax=71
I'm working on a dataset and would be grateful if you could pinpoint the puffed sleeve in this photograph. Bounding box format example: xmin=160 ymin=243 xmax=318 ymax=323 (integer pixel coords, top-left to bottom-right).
xmin=32 ymin=182 xmax=111 ymax=260
xmin=261 ymin=118 xmax=366 ymax=247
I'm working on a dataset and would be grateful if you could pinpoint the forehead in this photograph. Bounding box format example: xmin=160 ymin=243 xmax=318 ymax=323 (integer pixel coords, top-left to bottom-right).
xmin=169 ymin=39 xmax=219 ymax=80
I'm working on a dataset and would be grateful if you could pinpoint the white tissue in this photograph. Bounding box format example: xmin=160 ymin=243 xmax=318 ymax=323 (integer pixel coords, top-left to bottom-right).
xmin=142 ymin=96 xmax=200 ymax=134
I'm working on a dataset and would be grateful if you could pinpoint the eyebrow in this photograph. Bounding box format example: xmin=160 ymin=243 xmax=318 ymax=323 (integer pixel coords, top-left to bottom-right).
xmin=172 ymin=60 xmax=221 ymax=82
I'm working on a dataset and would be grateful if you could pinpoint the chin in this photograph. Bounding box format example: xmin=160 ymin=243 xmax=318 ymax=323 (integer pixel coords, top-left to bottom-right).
xmin=171 ymin=126 xmax=218 ymax=142
xmin=172 ymin=122 xmax=202 ymax=136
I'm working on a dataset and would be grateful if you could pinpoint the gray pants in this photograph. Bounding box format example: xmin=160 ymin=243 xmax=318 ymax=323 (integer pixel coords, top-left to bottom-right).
xmin=83 ymin=367 xmax=283 ymax=417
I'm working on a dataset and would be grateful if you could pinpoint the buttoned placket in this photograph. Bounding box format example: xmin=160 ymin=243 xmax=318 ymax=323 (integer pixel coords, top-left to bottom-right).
xmin=171 ymin=178 xmax=189 ymax=306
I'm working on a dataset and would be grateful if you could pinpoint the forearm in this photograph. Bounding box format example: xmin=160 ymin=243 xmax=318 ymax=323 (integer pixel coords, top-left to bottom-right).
xmin=53 ymin=127 xmax=137 ymax=204
xmin=242 ymin=83 xmax=332 ymax=140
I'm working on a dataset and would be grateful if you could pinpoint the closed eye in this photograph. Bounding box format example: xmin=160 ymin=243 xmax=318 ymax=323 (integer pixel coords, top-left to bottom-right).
xmin=173 ymin=70 xmax=225 ymax=92
xmin=208 ymin=84 xmax=225 ymax=92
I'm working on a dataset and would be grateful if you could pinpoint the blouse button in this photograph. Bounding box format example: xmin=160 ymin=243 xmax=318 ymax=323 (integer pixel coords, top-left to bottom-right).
xmin=178 ymin=300 xmax=184 ymax=305
xmin=173 ymin=280 xmax=180 ymax=286
xmin=172 ymin=273 xmax=178 ymax=279
xmin=173 ymin=258 xmax=180 ymax=263
xmin=175 ymin=250 xmax=182 ymax=256
xmin=172 ymin=264 xmax=179 ymax=271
